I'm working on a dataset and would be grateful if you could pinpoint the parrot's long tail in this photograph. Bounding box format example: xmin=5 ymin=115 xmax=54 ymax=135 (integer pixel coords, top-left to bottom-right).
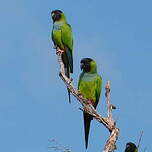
xmin=83 ymin=112 xmax=93 ymax=149
xmin=62 ymin=52 xmax=72 ymax=104
xmin=65 ymin=66 xmax=71 ymax=104
xmin=67 ymin=88 xmax=71 ymax=104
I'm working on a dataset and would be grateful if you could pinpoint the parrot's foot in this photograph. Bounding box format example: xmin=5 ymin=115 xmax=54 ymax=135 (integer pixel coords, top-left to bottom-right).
xmin=88 ymin=100 xmax=94 ymax=105
xmin=77 ymin=90 xmax=82 ymax=96
xmin=56 ymin=49 xmax=64 ymax=54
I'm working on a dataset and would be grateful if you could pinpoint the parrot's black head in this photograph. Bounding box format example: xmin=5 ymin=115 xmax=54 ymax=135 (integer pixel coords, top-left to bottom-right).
xmin=80 ymin=58 xmax=94 ymax=72
xmin=125 ymin=142 xmax=137 ymax=152
xmin=51 ymin=10 xmax=63 ymax=22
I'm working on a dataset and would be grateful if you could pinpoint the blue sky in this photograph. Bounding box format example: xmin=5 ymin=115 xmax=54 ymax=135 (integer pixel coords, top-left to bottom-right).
xmin=0 ymin=0 xmax=152 ymax=152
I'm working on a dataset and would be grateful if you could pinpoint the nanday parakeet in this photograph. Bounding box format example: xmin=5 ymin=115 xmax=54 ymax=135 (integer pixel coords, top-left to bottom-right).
xmin=78 ymin=58 xmax=102 ymax=149
xmin=125 ymin=142 xmax=138 ymax=152
xmin=51 ymin=10 xmax=73 ymax=103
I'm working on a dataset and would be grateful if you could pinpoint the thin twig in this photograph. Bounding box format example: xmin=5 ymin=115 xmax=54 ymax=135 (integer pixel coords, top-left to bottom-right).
xmin=137 ymin=131 xmax=143 ymax=149
xmin=49 ymin=139 xmax=71 ymax=152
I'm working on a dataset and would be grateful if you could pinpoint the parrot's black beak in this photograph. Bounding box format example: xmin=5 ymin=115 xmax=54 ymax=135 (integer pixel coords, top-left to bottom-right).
xmin=80 ymin=63 xmax=84 ymax=70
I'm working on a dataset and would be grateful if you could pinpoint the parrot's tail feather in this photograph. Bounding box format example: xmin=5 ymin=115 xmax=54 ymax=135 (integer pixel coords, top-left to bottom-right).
xmin=67 ymin=88 xmax=71 ymax=104
xmin=83 ymin=112 xmax=92 ymax=149
xmin=66 ymin=48 xmax=73 ymax=73
xmin=64 ymin=65 xmax=71 ymax=104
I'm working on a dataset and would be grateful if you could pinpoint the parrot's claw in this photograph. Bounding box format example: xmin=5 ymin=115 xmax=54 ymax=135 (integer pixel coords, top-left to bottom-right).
xmin=56 ymin=49 xmax=64 ymax=54
xmin=87 ymin=100 xmax=94 ymax=105
xmin=88 ymin=100 xmax=93 ymax=105
xmin=77 ymin=90 xmax=82 ymax=96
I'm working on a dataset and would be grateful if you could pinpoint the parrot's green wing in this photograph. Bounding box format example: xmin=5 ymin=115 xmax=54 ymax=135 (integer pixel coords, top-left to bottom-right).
xmin=61 ymin=23 xmax=73 ymax=103
xmin=61 ymin=24 xmax=73 ymax=50
xmin=61 ymin=24 xmax=73 ymax=73
xmin=94 ymin=74 xmax=102 ymax=108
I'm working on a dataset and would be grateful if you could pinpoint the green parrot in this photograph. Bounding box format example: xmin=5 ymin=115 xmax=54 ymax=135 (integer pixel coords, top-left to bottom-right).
xmin=125 ymin=142 xmax=138 ymax=152
xmin=78 ymin=58 xmax=102 ymax=149
xmin=51 ymin=10 xmax=73 ymax=104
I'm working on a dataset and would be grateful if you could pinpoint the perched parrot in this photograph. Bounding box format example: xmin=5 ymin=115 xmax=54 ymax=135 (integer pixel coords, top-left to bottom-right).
xmin=51 ymin=10 xmax=73 ymax=103
xmin=125 ymin=142 xmax=138 ymax=152
xmin=78 ymin=58 xmax=102 ymax=149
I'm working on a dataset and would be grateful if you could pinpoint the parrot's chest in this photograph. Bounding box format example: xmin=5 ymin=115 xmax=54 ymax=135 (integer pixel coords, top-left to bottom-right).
xmin=53 ymin=24 xmax=62 ymax=38
xmin=79 ymin=74 xmax=97 ymax=102
xmin=52 ymin=24 xmax=64 ymax=49
xmin=53 ymin=24 xmax=62 ymax=30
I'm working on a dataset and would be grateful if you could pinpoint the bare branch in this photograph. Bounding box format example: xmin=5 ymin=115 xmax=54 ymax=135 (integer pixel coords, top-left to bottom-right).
xmin=103 ymin=81 xmax=119 ymax=152
xmin=56 ymin=49 xmax=119 ymax=152
xmin=103 ymin=128 xmax=119 ymax=152
xmin=105 ymin=81 xmax=115 ymax=124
